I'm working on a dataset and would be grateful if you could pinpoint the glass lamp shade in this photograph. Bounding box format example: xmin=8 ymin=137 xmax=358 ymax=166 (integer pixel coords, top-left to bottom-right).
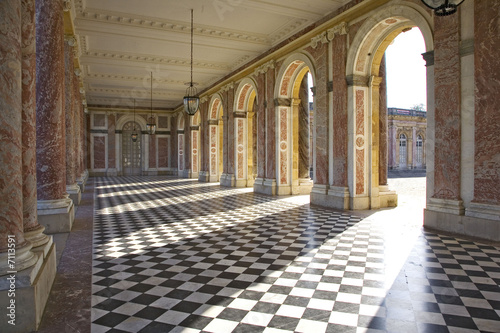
xmin=131 ymin=131 xmax=138 ymax=142
xmin=184 ymin=95 xmax=200 ymax=115
xmin=146 ymin=116 xmax=156 ymax=135
xmin=420 ymin=0 xmax=464 ymax=16
xmin=183 ymin=85 xmax=199 ymax=115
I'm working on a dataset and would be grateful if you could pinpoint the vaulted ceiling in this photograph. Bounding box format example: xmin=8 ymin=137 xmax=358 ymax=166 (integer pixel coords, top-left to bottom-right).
xmin=73 ymin=0 xmax=350 ymax=111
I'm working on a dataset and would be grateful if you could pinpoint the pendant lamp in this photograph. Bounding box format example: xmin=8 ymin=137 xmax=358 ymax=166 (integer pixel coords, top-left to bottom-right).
xmin=183 ymin=9 xmax=200 ymax=116
xmin=146 ymin=72 xmax=156 ymax=134
xmin=131 ymin=98 xmax=138 ymax=142
xmin=420 ymin=0 xmax=464 ymax=16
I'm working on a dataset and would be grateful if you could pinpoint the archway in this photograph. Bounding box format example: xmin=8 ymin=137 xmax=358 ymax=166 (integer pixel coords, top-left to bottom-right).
xmin=233 ymin=78 xmax=258 ymax=187
xmin=274 ymin=53 xmax=316 ymax=195
xmin=346 ymin=4 xmax=433 ymax=209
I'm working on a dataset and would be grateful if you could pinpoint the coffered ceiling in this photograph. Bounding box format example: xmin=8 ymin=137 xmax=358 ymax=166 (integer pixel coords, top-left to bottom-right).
xmin=73 ymin=0 xmax=350 ymax=111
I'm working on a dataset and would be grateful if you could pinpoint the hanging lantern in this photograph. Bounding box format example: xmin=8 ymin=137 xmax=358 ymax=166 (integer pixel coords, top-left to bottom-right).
xmin=131 ymin=99 xmax=138 ymax=142
xmin=147 ymin=72 xmax=156 ymax=135
xmin=420 ymin=0 xmax=465 ymax=16
xmin=183 ymin=9 xmax=200 ymax=116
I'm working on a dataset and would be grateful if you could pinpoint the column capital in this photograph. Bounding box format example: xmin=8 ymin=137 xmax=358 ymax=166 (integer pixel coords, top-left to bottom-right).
xmin=254 ymin=60 xmax=275 ymax=75
xmin=346 ymin=74 xmax=369 ymax=87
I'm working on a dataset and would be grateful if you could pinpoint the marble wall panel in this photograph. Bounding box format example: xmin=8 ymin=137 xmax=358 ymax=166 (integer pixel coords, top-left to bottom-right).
xmin=171 ymin=117 xmax=178 ymax=169
xmin=178 ymin=134 xmax=184 ymax=171
xmin=108 ymin=114 xmax=115 ymax=169
xmin=192 ymin=131 xmax=198 ymax=173
xmin=93 ymin=114 xmax=106 ymax=128
xmin=237 ymin=84 xmax=251 ymax=110
xmin=298 ymin=77 xmax=310 ymax=179
xmin=93 ymin=136 xmax=106 ymax=169
xmin=149 ymin=135 xmax=156 ymax=168
xmin=158 ymin=137 xmax=169 ymax=168
xmin=237 ymin=119 xmax=244 ymax=179
xmin=280 ymin=108 xmax=288 ymax=185
xmin=473 ymin=0 xmax=500 ymax=204
xmin=433 ymin=13 xmax=461 ymax=200
xmin=210 ymin=126 xmax=217 ymax=176
xmin=279 ymin=62 xmax=300 ymax=97
xmin=356 ymin=89 xmax=365 ymax=195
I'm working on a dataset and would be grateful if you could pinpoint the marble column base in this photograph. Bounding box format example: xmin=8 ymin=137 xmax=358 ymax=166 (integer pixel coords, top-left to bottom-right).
xmin=296 ymin=178 xmax=313 ymax=195
xmin=220 ymin=173 xmax=235 ymax=187
xmin=198 ymin=171 xmax=209 ymax=182
xmin=311 ymin=185 xmax=349 ymax=210
xmin=0 ymin=238 xmax=56 ymax=332
xmin=0 ymin=242 xmax=38 ymax=277
xmin=465 ymin=202 xmax=500 ymax=221
xmin=427 ymin=197 xmax=465 ymax=215
xmin=350 ymin=196 xmax=370 ymax=210
xmin=77 ymin=170 xmax=89 ymax=193
xmin=106 ymin=168 xmax=117 ymax=176
xmin=246 ymin=176 xmax=255 ymax=188
xmin=253 ymin=178 xmax=276 ymax=195
xmin=234 ymin=178 xmax=247 ymax=188
xmin=37 ymin=196 xmax=75 ymax=233
xmin=66 ymin=183 xmax=81 ymax=206
xmin=379 ymin=185 xmax=398 ymax=208
xmin=424 ymin=208 xmax=500 ymax=242
xmin=24 ymin=225 xmax=50 ymax=249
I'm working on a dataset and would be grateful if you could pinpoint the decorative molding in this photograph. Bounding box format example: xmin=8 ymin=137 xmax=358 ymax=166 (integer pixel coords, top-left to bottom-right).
xmin=254 ymin=60 xmax=275 ymax=75
xmin=82 ymin=50 xmax=231 ymax=71
xmin=85 ymin=72 xmax=187 ymax=86
xmin=421 ymin=50 xmax=434 ymax=67
xmin=64 ymin=35 xmax=77 ymax=46
xmin=311 ymin=22 xmax=348 ymax=48
xmin=79 ymin=9 xmax=270 ymax=45
xmin=208 ymin=119 xmax=219 ymax=125
xmin=326 ymin=22 xmax=348 ymax=40
xmin=233 ymin=111 xmax=247 ymax=118
xmin=274 ymin=98 xmax=291 ymax=107
xmin=190 ymin=125 xmax=199 ymax=131
xmin=311 ymin=31 xmax=328 ymax=49
xmin=220 ymin=82 xmax=235 ymax=92
xmin=269 ymin=18 xmax=309 ymax=44
xmin=200 ymin=96 xmax=209 ymax=104
xmin=346 ymin=74 xmax=369 ymax=87
xmin=63 ymin=0 xmax=71 ymax=12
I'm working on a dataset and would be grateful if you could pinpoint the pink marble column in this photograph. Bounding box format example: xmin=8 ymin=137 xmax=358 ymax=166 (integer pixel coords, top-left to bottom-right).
xmin=256 ymin=72 xmax=266 ymax=179
xmin=331 ymin=34 xmax=348 ymax=188
xmin=312 ymin=43 xmax=329 ymax=186
xmin=379 ymin=54 xmax=388 ymax=186
xmin=36 ymin=0 xmax=74 ymax=233
xmin=473 ymin=0 xmax=500 ymax=204
xmin=22 ymin=0 xmax=50 ymax=248
xmin=298 ymin=76 xmax=310 ymax=179
xmin=0 ymin=0 xmax=37 ymax=274
xmin=265 ymin=67 xmax=276 ymax=180
xmin=433 ymin=12 xmax=461 ymax=200
xmin=64 ymin=39 xmax=81 ymax=204
xmin=200 ymin=102 xmax=209 ymax=174
xmin=108 ymin=113 xmax=116 ymax=170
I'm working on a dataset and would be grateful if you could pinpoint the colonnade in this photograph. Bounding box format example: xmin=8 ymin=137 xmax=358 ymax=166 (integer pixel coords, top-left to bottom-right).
xmin=0 ymin=0 xmax=88 ymax=331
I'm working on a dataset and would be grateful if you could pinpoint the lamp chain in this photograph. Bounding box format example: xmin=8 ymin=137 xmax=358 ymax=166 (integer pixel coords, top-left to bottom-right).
xmin=190 ymin=9 xmax=194 ymax=87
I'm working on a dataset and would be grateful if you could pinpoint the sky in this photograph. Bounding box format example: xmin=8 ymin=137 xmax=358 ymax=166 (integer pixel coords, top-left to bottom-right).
xmin=385 ymin=28 xmax=427 ymax=110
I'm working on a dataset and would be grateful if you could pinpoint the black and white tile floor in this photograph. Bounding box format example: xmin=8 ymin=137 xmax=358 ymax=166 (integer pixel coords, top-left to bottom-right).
xmin=91 ymin=177 xmax=500 ymax=333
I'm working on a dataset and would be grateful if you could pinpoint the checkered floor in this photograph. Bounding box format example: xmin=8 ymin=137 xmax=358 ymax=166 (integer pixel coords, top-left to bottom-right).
xmin=91 ymin=176 xmax=500 ymax=333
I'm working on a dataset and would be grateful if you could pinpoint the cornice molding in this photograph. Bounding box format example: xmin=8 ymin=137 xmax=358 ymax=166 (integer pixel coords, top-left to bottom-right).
xmin=79 ymin=8 xmax=270 ymax=45
xmin=311 ymin=21 xmax=348 ymax=48
xmin=254 ymin=60 xmax=275 ymax=75
xmin=82 ymin=50 xmax=231 ymax=71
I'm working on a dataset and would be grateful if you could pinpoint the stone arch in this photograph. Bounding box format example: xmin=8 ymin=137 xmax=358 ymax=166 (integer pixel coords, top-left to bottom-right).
xmin=207 ymin=94 xmax=224 ymax=181
xmin=273 ymin=52 xmax=316 ymax=195
xmin=233 ymin=78 xmax=259 ymax=187
xmin=345 ymin=2 xmax=433 ymax=209
xmin=117 ymin=113 xmax=147 ymax=131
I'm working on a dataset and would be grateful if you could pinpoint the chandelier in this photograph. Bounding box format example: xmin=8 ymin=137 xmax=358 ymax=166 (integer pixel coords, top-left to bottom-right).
xmin=420 ymin=0 xmax=465 ymax=16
